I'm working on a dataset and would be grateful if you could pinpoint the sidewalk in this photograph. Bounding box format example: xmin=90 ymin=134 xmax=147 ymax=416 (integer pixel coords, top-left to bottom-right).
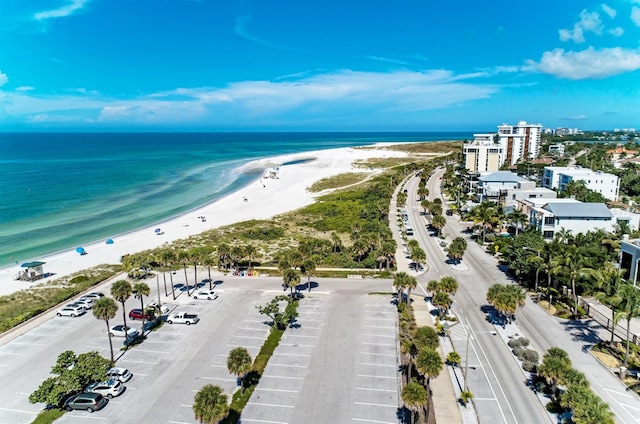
xmin=412 ymin=295 xmax=473 ymax=424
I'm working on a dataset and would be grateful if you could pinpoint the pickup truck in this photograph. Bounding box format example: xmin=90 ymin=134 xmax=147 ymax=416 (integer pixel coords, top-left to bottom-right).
xmin=166 ymin=312 xmax=200 ymax=325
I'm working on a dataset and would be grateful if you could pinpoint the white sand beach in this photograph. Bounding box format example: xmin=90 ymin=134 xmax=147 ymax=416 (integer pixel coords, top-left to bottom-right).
xmin=0 ymin=145 xmax=409 ymax=297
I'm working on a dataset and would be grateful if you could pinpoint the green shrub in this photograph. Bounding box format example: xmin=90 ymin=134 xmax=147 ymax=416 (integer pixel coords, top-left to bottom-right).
xmin=512 ymin=346 xmax=525 ymax=358
xmin=522 ymin=349 xmax=539 ymax=363
xmin=522 ymin=361 xmax=537 ymax=373
xmin=508 ymin=338 xmax=522 ymax=348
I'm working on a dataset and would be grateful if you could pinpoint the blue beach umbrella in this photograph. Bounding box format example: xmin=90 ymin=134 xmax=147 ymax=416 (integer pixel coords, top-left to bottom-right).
xmin=76 ymin=247 xmax=85 ymax=255
xmin=155 ymin=228 xmax=161 ymax=234
xmin=106 ymin=238 xmax=114 ymax=245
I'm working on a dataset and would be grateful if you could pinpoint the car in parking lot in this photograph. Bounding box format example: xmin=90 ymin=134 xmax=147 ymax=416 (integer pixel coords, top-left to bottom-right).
xmin=73 ymin=298 xmax=94 ymax=309
xmin=63 ymin=392 xmax=108 ymax=413
xmin=106 ymin=367 xmax=132 ymax=383
xmin=446 ymin=209 xmax=453 ymax=216
xmin=109 ymin=325 xmax=139 ymax=338
xmin=57 ymin=305 xmax=86 ymax=317
xmin=83 ymin=292 xmax=105 ymax=300
xmin=86 ymin=379 xmax=124 ymax=399
xmin=166 ymin=312 xmax=200 ymax=325
xmin=192 ymin=290 xmax=218 ymax=300
xmin=148 ymin=302 xmax=170 ymax=315
xmin=128 ymin=308 xmax=153 ymax=321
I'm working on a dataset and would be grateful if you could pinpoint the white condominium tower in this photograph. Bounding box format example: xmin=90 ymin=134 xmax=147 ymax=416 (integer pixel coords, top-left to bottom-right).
xmin=497 ymin=121 xmax=543 ymax=166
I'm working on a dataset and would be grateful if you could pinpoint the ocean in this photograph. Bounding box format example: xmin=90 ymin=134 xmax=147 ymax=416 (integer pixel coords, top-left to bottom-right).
xmin=0 ymin=132 xmax=471 ymax=267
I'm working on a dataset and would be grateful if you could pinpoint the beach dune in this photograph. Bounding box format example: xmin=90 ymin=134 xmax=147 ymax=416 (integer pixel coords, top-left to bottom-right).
xmin=0 ymin=146 xmax=408 ymax=297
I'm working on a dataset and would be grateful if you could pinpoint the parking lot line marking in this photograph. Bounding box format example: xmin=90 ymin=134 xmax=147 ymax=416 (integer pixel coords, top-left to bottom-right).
xmin=9 ymin=342 xmax=44 ymax=346
xmin=362 ymin=334 xmax=395 ymax=338
xmin=27 ymin=333 xmax=56 ymax=337
xmin=85 ymin=345 xmax=106 ymax=350
xmin=282 ymin=334 xmax=317 ymax=338
xmin=272 ymin=352 xmax=311 ymax=357
xmin=352 ymin=418 xmax=396 ymax=423
xmin=246 ymin=402 xmax=294 ymax=409
xmin=135 ymin=373 xmax=148 ymax=376
xmin=202 ymin=376 xmax=237 ymax=382
xmin=355 ymin=387 xmax=397 ymax=392
xmin=0 ymin=407 xmax=37 ymax=415
xmin=260 ymin=375 xmax=303 ymax=380
xmin=353 ymin=402 xmax=396 ymax=408
xmin=254 ymin=388 xmax=300 ymax=393
xmin=0 ymin=352 xmax=26 ymax=356
xmin=359 ymin=362 xmax=396 ymax=367
xmin=240 ymin=419 xmax=288 ymax=424
xmin=362 ymin=342 xmax=395 ymax=346
xmin=360 ymin=352 xmax=396 ymax=357
xmin=363 ymin=325 xmax=396 ymax=329
xmin=127 ymin=349 xmax=169 ymax=354
xmin=295 ymin=318 xmax=324 ymax=322
xmin=237 ymin=327 xmax=268 ymax=331
xmin=226 ymin=344 xmax=261 ymax=348
xmin=180 ymin=404 xmax=193 ymax=407
xmin=210 ymin=364 xmax=227 ymax=368
xmin=357 ymin=374 xmax=396 ymax=379
xmin=0 ymin=364 xmax=9 ymax=367
xmin=268 ymin=364 xmax=307 ymax=368
xmin=142 ymin=340 xmax=179 ymax=344
xmin=118 ymin=359 xmax=159 ymax=365
xmin=169 ymin=421 xmax=194 ymax=424
xmin=233 ymin=335 xmax=266 ymax=340
xmin=279 ymin=343 xmax=314 ymax=347
xmin=64 ymin=415 xmax=106 ymax=420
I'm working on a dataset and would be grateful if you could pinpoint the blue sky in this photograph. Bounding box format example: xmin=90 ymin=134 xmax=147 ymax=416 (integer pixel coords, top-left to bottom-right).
xmin=1 ymin=0 xmax=640 ymax=131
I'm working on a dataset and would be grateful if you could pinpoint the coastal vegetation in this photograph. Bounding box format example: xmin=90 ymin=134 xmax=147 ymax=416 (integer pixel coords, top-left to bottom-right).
xmin=308 ymin=172 xmax=370 ymax=192
xmin=0 ymin=265 xmax=119 ymax=333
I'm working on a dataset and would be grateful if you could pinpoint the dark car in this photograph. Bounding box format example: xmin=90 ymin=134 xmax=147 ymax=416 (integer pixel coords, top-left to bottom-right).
xmin=128 ymin=308 xmax=153 ymax=321
xmin=63 ymin=392 xmax=108 ymax=413
xmin=446 ymin=209 xmax=453 ymax=216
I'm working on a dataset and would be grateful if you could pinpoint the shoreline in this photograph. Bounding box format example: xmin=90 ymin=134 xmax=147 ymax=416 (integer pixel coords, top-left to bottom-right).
xmin=0 ymin=144 xmax=410 ymax=297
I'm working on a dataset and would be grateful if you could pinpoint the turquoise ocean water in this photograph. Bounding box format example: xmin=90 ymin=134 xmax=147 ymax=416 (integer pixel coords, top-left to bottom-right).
xmin=0 ymin=132 xmax=471 ymax=267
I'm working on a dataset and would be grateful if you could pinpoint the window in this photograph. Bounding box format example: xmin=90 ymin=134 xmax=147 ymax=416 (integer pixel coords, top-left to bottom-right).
xmin=543 ymin=231 xmax=554 ymax=239
xmin=544 ymin=217 xmax=554 ymax=225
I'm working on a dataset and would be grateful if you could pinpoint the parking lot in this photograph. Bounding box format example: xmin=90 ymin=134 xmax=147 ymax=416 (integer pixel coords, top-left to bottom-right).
xmin=0 ymin=277 xmax=399 ymax=424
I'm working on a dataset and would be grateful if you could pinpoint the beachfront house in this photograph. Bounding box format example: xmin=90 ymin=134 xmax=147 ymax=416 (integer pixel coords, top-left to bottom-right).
xmin=541 ymin=166 xmax=620 ymax=201
xmin=527 ymin=200 xmax=617 ymax=240
xmin=471 ymin=171 xmax=556 ymax=206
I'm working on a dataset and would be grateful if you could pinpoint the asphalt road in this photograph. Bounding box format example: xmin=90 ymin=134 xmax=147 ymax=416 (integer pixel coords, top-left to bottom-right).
xmin=0 ymin=276 xmax=398 ymax=424
xmin=414 ymin=169 xmax=640 ymax=424
xmin=406 ymin=172 xmax=551 ymax=424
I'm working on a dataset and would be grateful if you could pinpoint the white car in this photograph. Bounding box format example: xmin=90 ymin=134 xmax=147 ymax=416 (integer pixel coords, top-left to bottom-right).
xmin=148 ymin=302 xmax=170 ymax=315
xmin=57 ymin=305 xmax=86 ymax=317
xmin=109 ymin=325 xmax=139 ymax=338
xmin=86 ymin=379 xmax=124 ymax=399
xmin=83 ymin=292 xmax=105 ymax=300
xmin=106 ymin=367 xmax=132 ymax=383
xmin=192 ymin=290 xmax=218 ymax=300
xmin=74 ymin=298 xmax=95 ymax=309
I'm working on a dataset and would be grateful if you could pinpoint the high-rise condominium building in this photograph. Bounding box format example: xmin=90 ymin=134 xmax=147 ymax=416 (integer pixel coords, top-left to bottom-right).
xmin=497 ymin=121 xmax=543 ymax=166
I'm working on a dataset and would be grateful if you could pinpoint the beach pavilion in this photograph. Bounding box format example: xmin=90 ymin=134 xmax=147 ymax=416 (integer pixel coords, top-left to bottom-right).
xmin=15 ymin=261 xmax=46 ymax=282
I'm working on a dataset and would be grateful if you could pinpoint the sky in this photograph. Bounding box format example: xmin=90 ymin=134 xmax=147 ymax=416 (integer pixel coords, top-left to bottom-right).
xmin=1 ymin=0 xmax=640 ymax=132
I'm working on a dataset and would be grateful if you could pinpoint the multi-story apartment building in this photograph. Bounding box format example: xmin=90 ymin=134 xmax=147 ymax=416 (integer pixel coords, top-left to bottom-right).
xmin=541 ymin=166 xmax=619 ymax=201
xmin=497 ymin=121 xmax=543 ymax=166
xmin=462 ymin=133 xmax=503 ymax=173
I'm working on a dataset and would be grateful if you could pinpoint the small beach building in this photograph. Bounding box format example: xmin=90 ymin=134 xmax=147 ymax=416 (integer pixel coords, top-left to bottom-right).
xmin=15 ymin=261 xmax=46 ymax=281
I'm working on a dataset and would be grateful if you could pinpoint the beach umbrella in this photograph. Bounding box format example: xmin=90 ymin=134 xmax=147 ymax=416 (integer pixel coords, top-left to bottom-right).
xmin=76 ymin=247 xmax=85 ymax=255
xmin=106 ymin=238 xmax=114 ymax=244
xmin=155 ymin=228 xmax=161 ymax=234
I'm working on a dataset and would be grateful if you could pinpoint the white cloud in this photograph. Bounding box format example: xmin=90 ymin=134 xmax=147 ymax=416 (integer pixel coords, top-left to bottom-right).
xmin=601 ymin=4 xmax=616 ymax=19
xmin=528 ymin=47 xmax=640 ymax=79
xmin=34 ymin=0 xmax=90 ymax=21
xmin=0 ymin=69 xmax=502 ymax=126
xmin=564 ymin=115 xmax=588 ymax=120
xmin=0 ymin=71 xmax=7 ymax=87
xmin=559 ymin=9 xmax=603 ymax=43
xmin=632 ymin=7 xmax=640 ymax=26
xmin=366 ymin=56 xmax=408 ymax=65
xmin=609 ymin=27 xmax=624 ymax=36
xmin=16 ymin=86 xmax=35 ymax=91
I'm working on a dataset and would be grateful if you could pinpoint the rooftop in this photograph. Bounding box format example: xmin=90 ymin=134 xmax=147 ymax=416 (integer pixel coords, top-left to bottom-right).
xmin=542 ymin=202 xmax=612 ymax=218
xmin=478 ymin=171 xmax=526 ymax=183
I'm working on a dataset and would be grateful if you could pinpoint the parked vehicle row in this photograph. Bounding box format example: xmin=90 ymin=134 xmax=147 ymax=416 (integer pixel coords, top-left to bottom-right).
xmin=62 ymin=366 xmax=133 ymax=413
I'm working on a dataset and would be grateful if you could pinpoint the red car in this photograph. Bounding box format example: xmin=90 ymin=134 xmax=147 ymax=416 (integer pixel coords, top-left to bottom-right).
xmin=128 ymin=308 xmax=153 ymax=321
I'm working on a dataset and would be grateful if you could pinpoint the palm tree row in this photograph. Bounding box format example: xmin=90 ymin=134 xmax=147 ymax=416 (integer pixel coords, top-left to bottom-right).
xmin=486 ymin=284 xmax=525 ymax=326
xmin=427 ymin=276 xmax=458 ymax=317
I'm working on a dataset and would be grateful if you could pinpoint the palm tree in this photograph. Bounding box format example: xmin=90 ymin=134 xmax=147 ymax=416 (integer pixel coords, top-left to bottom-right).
xmin=300 ymin=258 xmax=316 ymax=292
xmin=227 ymin=347 xmax=252 ymax=393
xmin=217 ymin=243 xmax=231 ymax=271
xmin=192 ymin=385 xmax=229 ymax=424
xmin=160 ymin=249 xmax=177 ymax=300
xmin=111 ymin=279 xmax=132 ymax=333
xmin=401 ymin=380 xmax=427 ymax=424
xmin=400 ymin=338 xmax=418 ymax=383
xmin=189 ymin=247 xmax=202 ymax=293
xmin=244 ymin=244 xmax=257 ymax=273
xmin=612 ymin=283 xmax=640 ymax=370
xmin=591 ymin=261 xmax=626 ymax=345
xmin=330 ymin=232 xmax=341 ymax=253
xmin=410 ymin=247 xmax=426 ymax=271
xmin=438 ymin=276 xmax=459 ymax=296
xmin=431 ymin=214 xmax=446 ymax=236
xmin=202 ymin=253 xmax=216 ymax=290
xmin=507 ymin=210 xmax=528 ymax=236
xmin=538 ymin=347 xmax=571 ymax=400
xmin=415 ymin=347 xmax=443 ymax=386
xmin=414 ymin=326 xmax=439 ymax=350
xmin=177 ymin=250 xmax=191 ymax=296
xmin=552 ymin=244 xmax=589 ymax=317
xmin=282 ymin=268 xmax=300 ymax=297
xmin=470 ymin=201 xmax=496 ymax=243
xmin=432 ymin=291 xmax=452 ymax=316
xmin=92 ymin=297 xmax=118 ymax=363
xmin=132 ymin=282 xmax=150 ymax=335
xmin=382 ymin=240 xmax=396 ymax=271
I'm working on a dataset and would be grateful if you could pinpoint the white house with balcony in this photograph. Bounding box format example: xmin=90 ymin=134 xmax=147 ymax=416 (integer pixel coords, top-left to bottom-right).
xmin=528 ymin=200 xmax=614 ymax=240
xmin=620 ymin=237 xmax=640 ymax=284
xmin=473 ymin=171 xmax=556 ymax=206
xmin=541 ymin=166 xmax=619 ymax=201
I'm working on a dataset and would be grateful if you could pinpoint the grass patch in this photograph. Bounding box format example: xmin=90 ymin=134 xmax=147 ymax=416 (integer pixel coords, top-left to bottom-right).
xmin=592 ymin=350 xmax=621 ymax=368
xmin=308 ymin=172 xmax=371 ymax=192
xmin=0 ymin=265 xmax=120 ymax=334
xmin=222 ymin=302 xmax=298 ymax=424
xmin=32 ymin=408 xmax=64 ymax=424
xmin=354 ymin=157 xmax=423 ymax=169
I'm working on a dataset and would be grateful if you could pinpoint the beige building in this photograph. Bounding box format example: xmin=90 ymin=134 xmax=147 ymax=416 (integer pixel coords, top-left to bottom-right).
xmin=463 ymin=133 xmax=503 ymax=172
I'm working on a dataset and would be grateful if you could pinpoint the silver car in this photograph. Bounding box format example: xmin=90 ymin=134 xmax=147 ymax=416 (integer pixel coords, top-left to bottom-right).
xmin=106 ymin=367 xmax=132 ymax=383
xmin=109 ymin=325 xmax=139 ymax=338
xmin=57 ymin=305 xmax=86 ymax=317
xmin=86 ymin=379 xmax=124 ymax=398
